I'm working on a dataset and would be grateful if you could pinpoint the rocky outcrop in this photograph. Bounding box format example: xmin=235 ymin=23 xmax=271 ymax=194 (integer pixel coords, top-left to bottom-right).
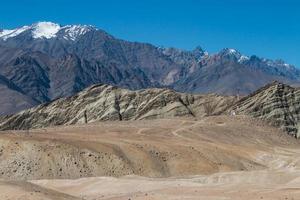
xmin=0 ymin=84 xmax=235 ymax=130
xmin=230 ymin=82 xmax=300 ymax=137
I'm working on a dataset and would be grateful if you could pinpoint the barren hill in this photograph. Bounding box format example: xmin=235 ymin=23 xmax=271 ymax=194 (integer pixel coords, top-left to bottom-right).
xmin=232 ymin=82 xmax=300 ymax=137
xmin=0 ymin=84 xmax=235 ymax=130
xmin=3 ymin=82 xmax=300 ymax=139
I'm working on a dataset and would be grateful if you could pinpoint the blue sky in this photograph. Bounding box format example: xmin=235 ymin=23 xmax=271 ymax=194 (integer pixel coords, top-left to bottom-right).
xmin=0 ymin=0 xmax=299 ymax=67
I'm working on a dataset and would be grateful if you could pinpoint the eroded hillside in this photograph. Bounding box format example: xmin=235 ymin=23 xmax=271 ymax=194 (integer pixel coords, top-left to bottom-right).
xmin=0 ymin=84 xmax=235 ymax=130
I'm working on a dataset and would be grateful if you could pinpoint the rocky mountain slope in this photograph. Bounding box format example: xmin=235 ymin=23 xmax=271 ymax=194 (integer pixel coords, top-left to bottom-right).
xmin=2 ymin=81 xmax=300 ymax=138
xmin=0 ymin=84 xmax=235 ymax=130
xmin=0 ymin=22 xmax=299 ymax=115
xmin=172 ymin=48 xmax=300 ymax=95
xmin=0 ymin=74 xmax=38 ymax=115
xmin=231 ymin=82 xmax=300 ymax=137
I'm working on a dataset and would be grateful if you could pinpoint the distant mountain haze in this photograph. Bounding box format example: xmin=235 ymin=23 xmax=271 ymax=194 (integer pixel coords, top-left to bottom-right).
xmin=0 ymin=22 xmax=299 ymax=115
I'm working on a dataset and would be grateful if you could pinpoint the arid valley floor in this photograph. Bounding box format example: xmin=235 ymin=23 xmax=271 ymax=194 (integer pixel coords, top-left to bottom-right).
xmin=1 ymin=115 xmax=300 ymax=200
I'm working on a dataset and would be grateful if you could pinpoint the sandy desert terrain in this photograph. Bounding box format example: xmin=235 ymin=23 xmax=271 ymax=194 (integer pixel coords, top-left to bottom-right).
xmin=1 ymin=115 xmax=300 ymax=199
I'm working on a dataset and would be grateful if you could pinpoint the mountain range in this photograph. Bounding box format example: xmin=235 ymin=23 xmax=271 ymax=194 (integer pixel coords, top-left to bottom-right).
xmin=0 ymin=21 xmax=299 ymax=115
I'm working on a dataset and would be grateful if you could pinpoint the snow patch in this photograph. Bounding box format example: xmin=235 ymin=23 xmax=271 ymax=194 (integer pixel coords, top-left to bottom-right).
xmin=32 ymin=22 xmax=61 ymax=39
xmin=62 ymin=25 xmax=93 ymax=41
xmin=0 ymin=26 xmax=30 ymax=40
xmin=238 ymin=55 xmax=249 ymax=63
xmin=222 ymin=48 xmax=241 ymax=57
xmin=228 ymin=49 xmax=237 ymax=54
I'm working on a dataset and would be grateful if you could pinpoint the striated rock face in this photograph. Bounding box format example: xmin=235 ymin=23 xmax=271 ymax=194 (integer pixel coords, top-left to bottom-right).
xmin=0 ymin=84 xmax=235 ymax=130
xmin=230 ymin=82 xmax=300 ymax=137
xmin=3 ymin=81 xmax=300 ymax=137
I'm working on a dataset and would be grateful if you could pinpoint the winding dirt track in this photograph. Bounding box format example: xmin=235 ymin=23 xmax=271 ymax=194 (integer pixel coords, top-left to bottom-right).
xmin=1 ymin=115 xmax=300 ymax=199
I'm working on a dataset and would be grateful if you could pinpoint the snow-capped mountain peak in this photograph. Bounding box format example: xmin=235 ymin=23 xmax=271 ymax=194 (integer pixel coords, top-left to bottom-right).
xmin=0 ymin=25 xmax=30 ymax=40
xmin=228 ymin=48 xmax=238 ymax=54
xmin=219 ymin=48 xmax=242 ymax=60
xmin=0 ymin=22 xmax=95 ymax=41
xmin=238 ymin=55 xmax=250 ymax=63
xmin=32 ymin=22 xmax=61 ymax=39
xmin=220 ymin=48 xmax=241 ymax=56
xmin=218 ymin=48 xmax=251 ymax=63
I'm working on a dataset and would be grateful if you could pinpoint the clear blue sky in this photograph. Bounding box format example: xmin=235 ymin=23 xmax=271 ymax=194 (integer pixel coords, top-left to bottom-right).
xmin=0 ymin=0 xmax=299 ymax=67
